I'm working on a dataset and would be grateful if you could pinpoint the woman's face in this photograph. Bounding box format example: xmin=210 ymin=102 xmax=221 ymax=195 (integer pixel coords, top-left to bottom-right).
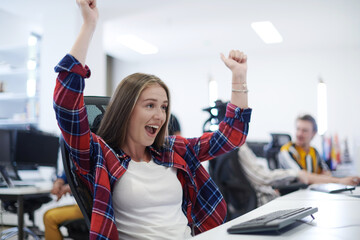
xmin=126 ymin=84 xmax=168 ymax=149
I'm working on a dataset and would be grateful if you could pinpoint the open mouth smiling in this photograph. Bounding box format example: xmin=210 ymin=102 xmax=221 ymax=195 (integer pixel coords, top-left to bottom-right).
xmin=145 ymin=125 xmax=159 ymax=135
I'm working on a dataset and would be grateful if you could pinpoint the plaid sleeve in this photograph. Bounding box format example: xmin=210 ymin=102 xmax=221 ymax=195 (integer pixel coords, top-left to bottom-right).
xmin=189 ymin=103 xmax=251 ymax=162
xmin=53 ymin=54 xmax=93 ymax=173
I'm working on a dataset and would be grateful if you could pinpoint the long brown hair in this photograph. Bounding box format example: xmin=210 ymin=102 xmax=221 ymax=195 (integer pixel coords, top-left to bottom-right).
xmin=97 ymin=73 xmax=171 ymax=150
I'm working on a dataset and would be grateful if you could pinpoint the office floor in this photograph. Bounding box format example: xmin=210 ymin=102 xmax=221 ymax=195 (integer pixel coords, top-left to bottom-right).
xmin=0 ymin=225 xmax=76 ymax=240
xmin=0 ymin=225 xmax=44 ymax=240
xmin=0 ymin=210 xmax=74 ymax=240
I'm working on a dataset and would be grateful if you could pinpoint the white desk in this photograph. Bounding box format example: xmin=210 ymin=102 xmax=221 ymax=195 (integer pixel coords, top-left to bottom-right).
xmin=192 ymin=187 xmax=360 ymax=240
xmin=0 ymin=185 xmax=52 ymax=240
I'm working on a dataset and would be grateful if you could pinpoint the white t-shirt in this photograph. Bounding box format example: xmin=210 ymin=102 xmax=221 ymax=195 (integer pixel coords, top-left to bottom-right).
xmin=112 ymin=159 xmax=192 ymax=240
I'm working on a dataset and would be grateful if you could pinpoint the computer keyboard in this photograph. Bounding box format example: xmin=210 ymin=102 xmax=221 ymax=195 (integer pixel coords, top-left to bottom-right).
xmin=227 ymin=207 xmax=318 ymax=234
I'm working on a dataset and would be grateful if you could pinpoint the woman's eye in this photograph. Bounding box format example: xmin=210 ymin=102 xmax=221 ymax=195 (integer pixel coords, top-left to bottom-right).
xmin=146 ymin=104 xmax=154 ymax=108
xmin=161 ymin=105 xmax=168 ymax=111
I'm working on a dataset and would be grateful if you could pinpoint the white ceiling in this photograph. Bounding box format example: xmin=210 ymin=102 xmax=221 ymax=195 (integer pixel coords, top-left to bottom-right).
xmin=101 ymin=0 xmax=360 ymax=61
xmin=1 ymin=0 xmax=360 ymax=62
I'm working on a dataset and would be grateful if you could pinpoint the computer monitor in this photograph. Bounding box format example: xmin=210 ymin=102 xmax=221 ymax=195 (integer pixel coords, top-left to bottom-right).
xmin=0 ymin=129 xmax=20 ymax=180
xmin=0 ymin=129 xmax=11 ymax=166
xmin=13 ymin=130 xmax=60 ymax=171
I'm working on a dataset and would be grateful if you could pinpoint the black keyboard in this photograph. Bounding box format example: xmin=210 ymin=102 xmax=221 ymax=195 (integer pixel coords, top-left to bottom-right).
xmin=227 ymin=207 xmax=318 ymax=234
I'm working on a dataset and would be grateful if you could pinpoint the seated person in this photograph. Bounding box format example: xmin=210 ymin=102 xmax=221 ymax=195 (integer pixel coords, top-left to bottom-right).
xmin=278 ymin=114 xmax=330 ymax=174
xmin=43 ymin=114 xmax=181 ymax=239
xmin=239 ymin=143 xmax=360 ymax=206
xmin=43 ymin=172 xmax=83 ymax=240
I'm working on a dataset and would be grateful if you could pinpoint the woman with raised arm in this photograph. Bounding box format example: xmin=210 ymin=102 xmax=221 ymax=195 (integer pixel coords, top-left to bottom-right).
xmin=53 ymin=0 xmax=251 ymax=239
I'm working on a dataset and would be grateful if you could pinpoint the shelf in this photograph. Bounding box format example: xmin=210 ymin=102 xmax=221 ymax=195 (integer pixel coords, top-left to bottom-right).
xmin=0 ymin=118 xmax=38 ymax=126
xmin=0 ymin=44 xmax=28 ymax=70
xmin=0 ymin=43 xmax=28 ymax=52
xmin=0 ymin=67 xmax=28 ymax=76
xmin=0 ymin=92 xmax=36 ymax=101
xmin=0 ymin=34 xmax=40 ymax=128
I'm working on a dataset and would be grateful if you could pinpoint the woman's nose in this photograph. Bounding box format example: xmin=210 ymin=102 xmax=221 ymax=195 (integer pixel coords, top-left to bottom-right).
xmin=154 ymin=108 xmax=165 ymax=120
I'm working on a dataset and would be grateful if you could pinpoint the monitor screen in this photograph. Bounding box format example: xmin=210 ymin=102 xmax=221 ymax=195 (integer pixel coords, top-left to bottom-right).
xmin=0 ymin=129 xmax=19 ymax=180
xmin=0 ymin=129 xmax=11 ymax=166
xmin=13 ymin=130 xmax=60 ymax=170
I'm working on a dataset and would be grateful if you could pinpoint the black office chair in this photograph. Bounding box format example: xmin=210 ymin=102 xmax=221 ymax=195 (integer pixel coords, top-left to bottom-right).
xmin=0 ymin=130 xmax=53 ymax=239
xmin=59 ymin=218 xmax=89 ymax=240
xmin=263 ymin=133 xmax=292 ymax=170
xmin=0 ymin=195 xmax=51 ymax=240
xmin=209 ymin=149 xmax=258 ymax=221
xmin=60 ymin=137 xmax=92 ymax=235
xmin=263 ymin=133 xmax=308 ymax=195
xmin=203 ymin=100 xmax=257 ymax=220
xmin=83 ymin=96 xmax=110 ymax=133
xmin=60 ymin=96 xmax=110 ymax=232
xmin=246 ymin=141 xmax=268 ymax=158
xmin=2 ymin=196 xmax=51 ymax=226
xmin=202 ymin=100 xmax=227 ymax=133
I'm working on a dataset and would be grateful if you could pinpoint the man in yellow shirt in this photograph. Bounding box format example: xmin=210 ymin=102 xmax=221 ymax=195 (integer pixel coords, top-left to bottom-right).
xmin=279 ymin=114 xmax=330 ymax=174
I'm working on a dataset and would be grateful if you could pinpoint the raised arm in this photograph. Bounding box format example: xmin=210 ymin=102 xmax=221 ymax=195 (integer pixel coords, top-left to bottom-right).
xmin=53 ymin=0 xmax=99 ymax=173
xmin=70 ymin=0 xmax=99 ymax=65
xmin=221 ymin=50 xmax=248 ymax=109
xmin=180 ymin=51 xmax=251 ymax=161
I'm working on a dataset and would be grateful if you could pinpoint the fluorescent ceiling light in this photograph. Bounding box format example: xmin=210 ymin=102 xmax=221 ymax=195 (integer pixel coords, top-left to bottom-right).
xmin=251 ymin=21 xmax=283 ymax=44
xmin=27 ymin=78 xmax=36 ymax=97
xmin=317 ymin=79 xmax=327 ymax=135
xmin=28 ymin=35 xmax=38 ymax=46
xmin=117 ymin=34 xmax=158 ymax=54
xmin=27 ymin=60 xmax=36 ymax=70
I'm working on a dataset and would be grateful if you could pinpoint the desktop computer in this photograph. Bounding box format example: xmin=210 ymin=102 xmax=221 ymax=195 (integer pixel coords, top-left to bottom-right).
xmin=13 ymin=130 xmax=59 ymax=171
xmin=0 ymin=129 xmax=59 ymax=185
xmin=0 ymin=129 xmax=20 ymax=183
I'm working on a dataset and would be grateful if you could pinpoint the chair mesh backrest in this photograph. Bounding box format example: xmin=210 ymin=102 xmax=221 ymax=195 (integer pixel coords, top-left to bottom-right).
xmin=271 ymin=133 xmax=291 ymax=148
xmin=208 ymin=149 xmax=257 ymax=221
xmin=60 ymin=137 xmax=92 ymax=228
xmin=84 ymin=96 xmax=110 ymax=133
xmin=264 ymin=133 xmax=292 ymax=169
xmin=60 ymin=96 xmax=110 ymax=229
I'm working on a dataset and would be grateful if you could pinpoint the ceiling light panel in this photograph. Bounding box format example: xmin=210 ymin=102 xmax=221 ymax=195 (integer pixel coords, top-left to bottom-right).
xmin=117 ymin=34 xmax=159 ymax=54
xmin=251 ymin=21 xmax=283 ymax=44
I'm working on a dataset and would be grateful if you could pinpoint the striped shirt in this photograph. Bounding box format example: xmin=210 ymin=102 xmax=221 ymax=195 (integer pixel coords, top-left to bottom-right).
xmin=53 ymin=54 xmax=252 ymax=240
xmin=279 ymin=142 xmax=329 ymax=173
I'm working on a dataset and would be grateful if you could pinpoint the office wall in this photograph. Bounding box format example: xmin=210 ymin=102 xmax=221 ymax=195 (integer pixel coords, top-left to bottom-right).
xmin=2 ymin=2 xmax=360 ymax=164
xmin=38 ymin=5 xmax=106 ymax=134
xmin=0 ymin=6 xmax=107 ymax=230
xmin=0 ymin=5 xmax=107 ymax=134
xmin=0 ymin=10 xmax=31 ymax=46
xmin=110 ymin=46 xmax=360 ymax=163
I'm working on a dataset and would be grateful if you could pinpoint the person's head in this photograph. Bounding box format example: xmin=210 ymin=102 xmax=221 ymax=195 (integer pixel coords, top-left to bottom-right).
xmin=295 ymin=114 xmax=317 ymax=149
xmin=168 ymin=114 xmax=181 ymax=136
xmin=97 ymin=73 xmax=171 ymax=150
